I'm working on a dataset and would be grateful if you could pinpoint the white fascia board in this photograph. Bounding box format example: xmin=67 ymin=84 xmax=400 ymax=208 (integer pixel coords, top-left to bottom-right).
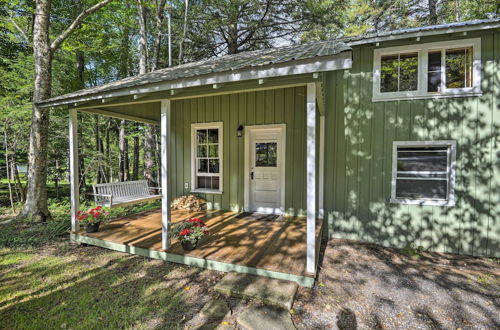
xmin=348 ymin=22 xmax=500 ymax=46
xmin=38 ymin=51 xmax=352 ymax=108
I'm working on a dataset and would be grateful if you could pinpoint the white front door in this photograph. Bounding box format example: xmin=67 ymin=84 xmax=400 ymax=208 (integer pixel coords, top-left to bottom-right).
xmin=245 ymin=125 xmax=285 ymax=214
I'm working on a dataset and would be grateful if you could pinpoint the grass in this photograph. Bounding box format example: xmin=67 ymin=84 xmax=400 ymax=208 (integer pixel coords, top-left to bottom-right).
xmin=0 ymin=246 xmax=201 ymax=329
xmin=0 ymin=198 xmax=224 ymax=329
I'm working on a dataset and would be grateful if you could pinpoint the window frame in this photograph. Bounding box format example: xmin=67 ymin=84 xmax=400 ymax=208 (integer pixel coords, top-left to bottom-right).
xmin=390 ymin=140 xmax=456 ymax=207
xmin=191 ymin=122 xmax=223 ymax=194
xmin=373 ymin=38 xmax=481 ymax=102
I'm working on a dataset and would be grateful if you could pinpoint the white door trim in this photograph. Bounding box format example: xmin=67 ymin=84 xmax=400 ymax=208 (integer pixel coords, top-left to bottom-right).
xmin=244 ymin=124 xmax=286 ymax=214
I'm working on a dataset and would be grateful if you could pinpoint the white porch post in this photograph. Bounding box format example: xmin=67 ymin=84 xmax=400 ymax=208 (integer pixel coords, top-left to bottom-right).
xmin=69 ymin=109 xmax=80 ymax=234
xmin=319 ymin=115 xmax=325 ymax=219
xmin=161 ymin=99 xmax=172 ymax=250
xmin=306 ymin=83 xmax=317 ymax=273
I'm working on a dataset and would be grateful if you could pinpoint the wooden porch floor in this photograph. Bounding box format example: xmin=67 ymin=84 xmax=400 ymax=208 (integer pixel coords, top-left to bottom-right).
xmin=80 ymin=209 xmax=322 ymax=278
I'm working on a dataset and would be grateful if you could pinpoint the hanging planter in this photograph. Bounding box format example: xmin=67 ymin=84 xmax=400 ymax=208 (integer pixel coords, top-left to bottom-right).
xmin=172 ymin=218 xmax=209 ymax=251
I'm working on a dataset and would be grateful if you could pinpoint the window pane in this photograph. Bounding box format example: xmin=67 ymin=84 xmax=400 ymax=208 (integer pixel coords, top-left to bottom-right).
xmin=208 ymin=159 xmax=219 ymax=173
xmin=267 ymin=143 xmax=277 ymax=167
xmin=397 ymin=147 xmax=448 ymax=172
xmin=208 ymin=144 xmax=218 ymax=157
xmin=211 ymin=176 xmax=220 ymax=190
xmin=428 ymin=51 xmax=442 ymax=71
xmin=198 ymin=159 xmax=208 ymax=173
xmin=197 ymin=176 xmax=210 ymax=189
xmin=197 ymin=129 xmax=207 ymax=144
xmin=255 ymin=143 xmax=268 ymax=167
xmin=427 ymin=51 xmax=442 ymax=92
xmin=399 ymin=53 xmax=418 ymax=91
xmin=446 ymin=47 xmax=473 ymax=89
xmin=208 ymin=129 xmax=219 ymax=143
xmin=380 ymin=54 xmax=399 ymax=92
xmin=197 ymin=145 xmax=207 ymax=157
xmin=395 ymin=179 xmax=447 ymax=200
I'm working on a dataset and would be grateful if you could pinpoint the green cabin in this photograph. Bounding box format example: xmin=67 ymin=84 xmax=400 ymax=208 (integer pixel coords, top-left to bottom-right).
xmin=39 ymin=18 xmax=500 ymax=286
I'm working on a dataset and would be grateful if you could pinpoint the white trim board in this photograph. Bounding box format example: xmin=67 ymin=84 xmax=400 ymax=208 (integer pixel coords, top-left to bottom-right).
xmin=243 ymin=124 xmax=286 ymax=214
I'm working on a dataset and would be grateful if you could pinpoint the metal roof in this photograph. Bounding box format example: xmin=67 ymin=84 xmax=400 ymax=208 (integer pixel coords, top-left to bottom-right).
xmin=39 ymin=18 xmax=500 ymax=107
xmin=343 ymin=18 xmax=500 ymax=45
xmin=39 ymin=40 xmax=350 ymax=106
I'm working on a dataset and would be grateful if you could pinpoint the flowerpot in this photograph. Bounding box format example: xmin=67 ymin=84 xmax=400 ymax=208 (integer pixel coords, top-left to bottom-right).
xmin=181 ymin=240 xmax=198 ymax=251
xmin=85 ymin=223 xmax=101 ymax=233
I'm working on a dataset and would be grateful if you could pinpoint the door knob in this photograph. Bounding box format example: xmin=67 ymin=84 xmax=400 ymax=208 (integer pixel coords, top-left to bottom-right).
xmin=251 ymin=172 xmax=254 ymax=180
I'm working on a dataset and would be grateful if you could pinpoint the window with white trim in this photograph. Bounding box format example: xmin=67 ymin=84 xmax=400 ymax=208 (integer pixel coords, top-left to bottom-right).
xmin=191 ymin=122 xmax=223 ymax=193
xmin=373 ymin=38 xmax=481 ymax=101
xmin=391 ymin=141 xmax=456 ymax=206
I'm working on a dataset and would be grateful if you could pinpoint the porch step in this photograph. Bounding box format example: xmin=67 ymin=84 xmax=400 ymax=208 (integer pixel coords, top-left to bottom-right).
xmin=214 ymin=272 xmax=298 ymax=310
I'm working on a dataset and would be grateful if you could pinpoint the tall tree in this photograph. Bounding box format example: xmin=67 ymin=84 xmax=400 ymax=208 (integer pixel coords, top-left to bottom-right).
xmin=20 ymin=0 xmax=113 ymax=222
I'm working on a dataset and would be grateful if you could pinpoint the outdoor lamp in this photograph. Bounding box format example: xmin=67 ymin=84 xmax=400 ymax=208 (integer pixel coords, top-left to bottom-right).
xmin=237 ymin=125 xmax=244 ymax=137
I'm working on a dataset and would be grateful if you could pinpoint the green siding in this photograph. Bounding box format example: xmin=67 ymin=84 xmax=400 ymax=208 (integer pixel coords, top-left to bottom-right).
xmin=324 ymin=30 xmax=500 ymax=258
xmin=170 ymin=87 xmax=307 ymax=215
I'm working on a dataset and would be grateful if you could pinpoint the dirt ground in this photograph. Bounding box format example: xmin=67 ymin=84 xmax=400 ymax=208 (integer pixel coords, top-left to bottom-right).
xmin=292 ymin=239 xmax=500 ymax=330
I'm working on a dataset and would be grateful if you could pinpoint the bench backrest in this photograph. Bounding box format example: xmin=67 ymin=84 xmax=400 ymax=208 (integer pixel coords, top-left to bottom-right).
xmin=93 ymin=180 xmax=151 ymax=198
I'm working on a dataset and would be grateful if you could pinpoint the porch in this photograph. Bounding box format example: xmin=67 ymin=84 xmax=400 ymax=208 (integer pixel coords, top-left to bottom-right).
xmin=72 ymin=208 xmax=323 ymax=287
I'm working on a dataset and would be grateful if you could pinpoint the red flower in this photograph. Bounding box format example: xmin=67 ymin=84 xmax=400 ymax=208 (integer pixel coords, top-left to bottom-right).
xmin=180 ymin=229 xmax=193 ymax=236
xmin=96 ymin=206 xmax=102 ymax=210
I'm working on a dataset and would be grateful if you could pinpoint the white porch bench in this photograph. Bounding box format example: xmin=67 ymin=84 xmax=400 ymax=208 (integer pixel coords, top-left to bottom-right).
xmin=92 ymin=180 xmax=161 ymax=208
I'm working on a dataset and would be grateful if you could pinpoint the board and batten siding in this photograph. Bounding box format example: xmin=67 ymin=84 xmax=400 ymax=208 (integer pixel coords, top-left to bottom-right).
xmin=323 ymin=30 xmax=500 ymax=258
xmin=169 ymin=86 xmax=307 ymax=215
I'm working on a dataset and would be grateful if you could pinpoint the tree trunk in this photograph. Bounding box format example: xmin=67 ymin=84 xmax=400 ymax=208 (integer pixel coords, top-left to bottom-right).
xmin=428 ymin=0 xmax=438 ymax=25
xmin=20 ymin=0 xmax=112 ymax=221
xmin=94 ymin=115 xmax=103 ymax=183
xmin=105 ymin=118 xmax=112 ymax=182
xmin=119 ymin=120 xmax=130 ymax=182
xmin=227 ymin=23 xmax=239 ymax=54
xmin=152 ymin=0 xmax=167 ymax=70
xmin=137 ymin=0 xmax=148 ymax=74
xmin=132 ymin=125 xmax=139 ymax=181
xmin=13 ymin=160 xmax=26 ymax=202
xmin=144 ymin=125 xmax=156 ymax=186
xmin=54 ymin=159 xmax=60 ymax=200
xmin=4 ymin=128 xmax=15 ymax=214
xmin=19 ymin=0 xmax=52 ymax=222
xmin=178 ymin=0 xmax=189 ymax=63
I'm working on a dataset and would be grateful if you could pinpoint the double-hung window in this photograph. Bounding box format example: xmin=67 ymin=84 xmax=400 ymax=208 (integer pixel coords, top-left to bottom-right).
xmin=191 ymin=122 xmax=223 ymax=193
xmin=373 ymin=38 xmax=481 ymax=101
xmin=391 ymin=141 xmax=456 ymax=206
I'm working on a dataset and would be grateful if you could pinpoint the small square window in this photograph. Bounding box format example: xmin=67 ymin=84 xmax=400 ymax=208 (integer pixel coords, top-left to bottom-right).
xmin=391 ymin=141 xmax=456 ymax=206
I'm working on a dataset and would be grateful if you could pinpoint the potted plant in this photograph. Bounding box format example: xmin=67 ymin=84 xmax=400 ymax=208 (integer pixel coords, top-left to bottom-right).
xmin=172 ymin=218 xmax=209 ymax=251
xmin=77 ymin=206 xmax=111 ymax=233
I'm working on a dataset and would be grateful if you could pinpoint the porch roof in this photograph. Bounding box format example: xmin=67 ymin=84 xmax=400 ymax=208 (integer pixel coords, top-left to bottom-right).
xmin=38 ymin=40 xmax=351 ymax=108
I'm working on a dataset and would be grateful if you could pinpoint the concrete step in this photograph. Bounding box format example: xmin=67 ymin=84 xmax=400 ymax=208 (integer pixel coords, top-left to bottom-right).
xmin=214 ymin=272 xmax=298 ymax=310
xmin=237 ymin=305 xmax=296 ymax=330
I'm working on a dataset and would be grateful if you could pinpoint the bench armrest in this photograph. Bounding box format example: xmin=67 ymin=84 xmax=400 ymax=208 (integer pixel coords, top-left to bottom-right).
xmin=90 ymin=193 xmax=113 ymax=206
